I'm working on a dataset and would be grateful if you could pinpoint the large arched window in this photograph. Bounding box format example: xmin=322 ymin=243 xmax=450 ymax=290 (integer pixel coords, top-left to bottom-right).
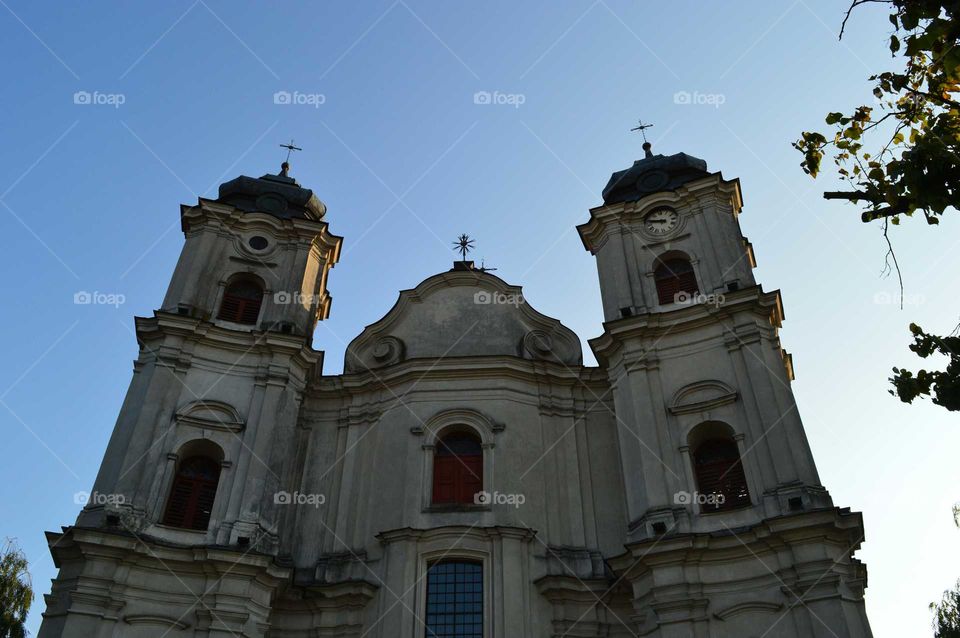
xmin=432 ymin=432 xmax=482 ymax=505
xmin=217 ymin=277 xmax=263 ymax=324
xmin=162 ymin=456 xmax=221 ymax=530
xmin=692 ymin=438 xmax=750 ymax=512
xmin=654 ymin=257 xmax=698 ymax=305
xmin=425 ymin=560 xmax=483 ymax=637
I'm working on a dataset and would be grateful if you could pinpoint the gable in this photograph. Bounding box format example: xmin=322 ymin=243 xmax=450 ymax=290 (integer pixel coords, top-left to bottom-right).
xmin=344 ymin=270 xmax=582 ymax=372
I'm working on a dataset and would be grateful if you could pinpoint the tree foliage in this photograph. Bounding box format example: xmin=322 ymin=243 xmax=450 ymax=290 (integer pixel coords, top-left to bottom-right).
xmin=0 ymin=540 xmax=32 ymax=638
xmin=932 ymin=582 xmax=960 ymax=638
xmin=793 ymin=0 xmax=960 ymax=411
xmin=889 ymin=323 xmax=960 ymax=409
xmin=930 ymin=509 xmax=960 ymax=637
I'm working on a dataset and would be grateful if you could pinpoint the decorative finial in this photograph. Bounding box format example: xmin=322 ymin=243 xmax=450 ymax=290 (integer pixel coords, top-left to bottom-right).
xmin=279 ymin=139 xmax=302 ymax=175
xmin=453 ymin=234 xmax=475 ymax=261
xmin=630 ymin=120 xmax=655 ymax=158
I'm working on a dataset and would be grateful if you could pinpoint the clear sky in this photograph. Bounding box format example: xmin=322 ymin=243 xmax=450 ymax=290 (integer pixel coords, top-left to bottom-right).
xmin=1 ymin=1 xmax=957 ymax=635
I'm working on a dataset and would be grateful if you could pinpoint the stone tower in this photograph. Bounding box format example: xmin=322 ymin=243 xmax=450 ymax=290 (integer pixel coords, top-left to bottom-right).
xmin=40 ymin=163 xmax=342 ymax=637
xmin=578 ymin=142 xmax=872 ymax=636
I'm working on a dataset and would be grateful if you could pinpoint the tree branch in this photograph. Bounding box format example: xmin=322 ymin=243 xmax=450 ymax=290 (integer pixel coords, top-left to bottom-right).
xmin=840 ymin=0 xmax=894 ymax=40
xmin=881 ymin=218 xmax=904 ymax=308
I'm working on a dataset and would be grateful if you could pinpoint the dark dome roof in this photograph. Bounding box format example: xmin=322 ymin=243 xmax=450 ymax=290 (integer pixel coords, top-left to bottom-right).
xmin=217 ymin=166 xmax=326 ymax=220
xmin=602 ymin=151 xmax=710 ymax=205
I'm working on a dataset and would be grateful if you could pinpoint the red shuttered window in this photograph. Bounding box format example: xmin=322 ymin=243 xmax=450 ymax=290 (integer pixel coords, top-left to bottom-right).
xmin=162 ymin=456 xmax=221 ymax=530
xmin=432 ymin=433 xmax=483 ymax=505
xmin=654 ymin=258 xmax=698 ymax=305
xmin=218 ymin=279 xmax=263 ymax=325
xmin=693 ymin=439 xmax=751 ymax=512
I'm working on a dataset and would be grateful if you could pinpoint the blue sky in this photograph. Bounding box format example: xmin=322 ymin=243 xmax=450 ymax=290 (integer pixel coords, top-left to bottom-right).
xmin=1 ymin=1 xmax=958 ymax=635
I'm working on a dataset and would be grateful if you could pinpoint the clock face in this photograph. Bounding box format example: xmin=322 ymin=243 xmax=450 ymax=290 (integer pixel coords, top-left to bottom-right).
xmin=644 ymin=208 xmax=679 ymax=235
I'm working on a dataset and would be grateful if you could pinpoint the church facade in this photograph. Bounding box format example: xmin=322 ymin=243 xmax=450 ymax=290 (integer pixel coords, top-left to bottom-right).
xmin=39 ymin=146 xmax=874 ymax=637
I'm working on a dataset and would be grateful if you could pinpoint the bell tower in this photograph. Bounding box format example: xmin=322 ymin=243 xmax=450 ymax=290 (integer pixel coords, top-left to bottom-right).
xmin=579 ymin=143 xmax=872 ymax=636
xmin=75 ymin=160 xmax=341 ymax=545
xmin=41 ymin=161 xmax=342 ymax=637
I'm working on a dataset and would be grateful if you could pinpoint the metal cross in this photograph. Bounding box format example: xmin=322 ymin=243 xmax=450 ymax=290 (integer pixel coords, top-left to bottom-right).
xmin=630 ymin=120 xmax=654 ymax=143
xmin=453 ymin=234 xmax=475 ymax=260
xmin=279 ymin=139 xmax=302 ymax=163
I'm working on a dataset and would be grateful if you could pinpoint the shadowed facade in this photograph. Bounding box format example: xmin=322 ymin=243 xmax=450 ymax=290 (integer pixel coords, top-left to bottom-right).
xmin=39 ymin=150 xmax=874 ymax=637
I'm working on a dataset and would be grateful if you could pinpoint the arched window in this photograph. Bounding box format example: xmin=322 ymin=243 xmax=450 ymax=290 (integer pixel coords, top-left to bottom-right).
xmin=432 ymin=432 xmax=482 ymax=505
xmin=425 ymin=560 xmax=483 ymax=637
xmin=654 ymin=257 xmax=698 ymax=305
xmin=218 ymin=277 xmax=263 ymax=324
xmin=693 ymin=438 xmax=750 ymax=512
xmin=162 ymin=456 xmax=221 ymax=530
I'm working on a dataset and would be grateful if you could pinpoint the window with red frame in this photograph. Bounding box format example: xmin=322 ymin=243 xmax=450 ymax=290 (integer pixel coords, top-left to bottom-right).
xmin=162 ymin=456 xmax=221 ymax=530
xmin=432 ymin=433 xmax=482 ymax=505
xmin=693 ymin=438 xmax=751 ymax=512
xmin=654 ymin=258 xmax=698 ymax=305
xmin=218 ymin=278 xmax=263 ymax=324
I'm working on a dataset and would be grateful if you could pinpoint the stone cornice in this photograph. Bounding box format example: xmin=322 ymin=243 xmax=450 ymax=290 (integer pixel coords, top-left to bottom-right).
xmin=306 ymin=356 xmax=609 ymax=398
xmin=376 ymin=525 xmax=537 ymax=544
xmin=609 ymin=507 xmax=865 ymax=577
xmin=577 ymin=173 xmax=742 ymax=254
xmin=180 ymin=199 xmax=343 ymax=255
xmin=49 ymin=526 xmax=292 ymax=582
xmin=135 ymin=311 xmax=322 ymax=383
xmin=588 ymin=286 xmax=784 ymax=366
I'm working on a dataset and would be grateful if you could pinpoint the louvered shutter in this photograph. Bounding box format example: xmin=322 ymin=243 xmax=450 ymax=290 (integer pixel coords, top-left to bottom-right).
xmin=217 ymin=280 xmax=263 ymax=325
xmin=162 ymin=457 xmax=221 ymax=530
xmin=694 ymin=440 xmax=751 ymax=512
xmin=655 ymin=259 xmax=698 ymax=305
